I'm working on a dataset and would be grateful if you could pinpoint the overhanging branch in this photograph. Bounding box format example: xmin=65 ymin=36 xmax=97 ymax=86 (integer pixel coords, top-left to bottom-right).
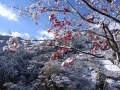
xmin=82 ymin=0 xmax=120 ymax=24
xmin=66 ymin=0 xmax=99 ymax=24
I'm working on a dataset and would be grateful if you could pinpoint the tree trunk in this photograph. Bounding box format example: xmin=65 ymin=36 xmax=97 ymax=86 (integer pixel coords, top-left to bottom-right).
xmin=114 ymin=52 xmax=120 ymax=65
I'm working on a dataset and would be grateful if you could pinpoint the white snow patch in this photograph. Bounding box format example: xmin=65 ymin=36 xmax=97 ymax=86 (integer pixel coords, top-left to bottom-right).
xmin=91 ymin=70 xmax=98 ymax=82
xmin=106 ymin=79 xmax=115 ymax=84
xmin=101 ymin=60 xmax=113 ymax=65
xmin=99 ymin=60 xmax=120 ymax=71
xmin=104 ymin=65 xmax=120 ymax=71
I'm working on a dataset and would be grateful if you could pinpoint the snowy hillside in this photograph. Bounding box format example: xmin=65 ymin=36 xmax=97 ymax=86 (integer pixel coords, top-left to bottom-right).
xmin=0 ymin=37 xmax=120 ymax=90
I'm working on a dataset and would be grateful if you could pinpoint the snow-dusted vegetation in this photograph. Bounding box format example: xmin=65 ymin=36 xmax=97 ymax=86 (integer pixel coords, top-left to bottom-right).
xmin=0 ymin=36 xmax=120 ymax=90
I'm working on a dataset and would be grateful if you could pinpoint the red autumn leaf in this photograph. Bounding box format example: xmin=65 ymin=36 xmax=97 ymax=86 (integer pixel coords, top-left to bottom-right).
xmin=54 ymin=6 xmax=59 ymax=10
xmin=49 ymin=13 xmax=55 ymax=21
xmin=94 ymin=36 xmax=99 ymax=40
xmin=59 ymin=23 xmax=64 ymax=29
xmin=9 ymin=49 xmax=16 ymax=53
xmin=64 ymin=8 xmax=70 ymax=14
xmin=51 ymin=56 xmax=57 ymax=60
xmin=83 ymin=14 xmax=86 ymax=17
xmin=54 ymin=20 xmax=61 ymax=27
xmin=102 ymin=8 xmax=108 ymax=12
xmin=61 ymin=56 xmax=74 ymax=66
xmin=64 ymin=8 xmax=70 ymax=12
xmin=40 ymin=6 xmax=46 ymax=13
xmin=92 ymin=41 xmax=101 ymax=47
xmin=90 ymin=56 xmax=95 ymax=60
xmin=88 ymin=34 xmax=94 ymax=39
xmin=113 ymin=29 xmax=119 ymax=32
xmin=75 ymin=33 xmax=79 ymax=36
xmin=87 ymin=15 xmax=94 ymax=21
xmin=101 ymin=40 xmax=109 ymax=50
xmin=51 ymin=52 xmax=58 ymax=60
xmin=90 ymin=46 xmax=99 ymax=52
xmin=65 ymin=19 xmax=71 ymax=25
xmin=47 ymin=28 xmax=53 ymax=33
xmin=78 ymin=23 xmax=82 ymax=26
xmin=93 ymin=28 xmax=96 ymax=30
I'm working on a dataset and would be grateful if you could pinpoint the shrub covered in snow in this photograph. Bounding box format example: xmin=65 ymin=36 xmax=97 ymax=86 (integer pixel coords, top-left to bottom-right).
xmin=1 ymin=36 xmax=120 ymax=90
xmin=42 ymin=60 xmax=61 ymax=75
xmin=0 ymin=49 xmax=44 ymax=89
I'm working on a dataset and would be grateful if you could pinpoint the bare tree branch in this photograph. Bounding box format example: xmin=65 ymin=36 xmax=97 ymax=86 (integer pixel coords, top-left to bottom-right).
xmin=66 ymin=0 xmax=99 ymax=24
xmin=102 ymin=23 xmax=118 ymax=52
xmin=82 ymin=0 xmax=120 ymax=24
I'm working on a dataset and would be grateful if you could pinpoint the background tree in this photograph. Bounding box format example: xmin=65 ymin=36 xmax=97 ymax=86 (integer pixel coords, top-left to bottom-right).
xmin=13 ymin=0 xmax=120 ymax=64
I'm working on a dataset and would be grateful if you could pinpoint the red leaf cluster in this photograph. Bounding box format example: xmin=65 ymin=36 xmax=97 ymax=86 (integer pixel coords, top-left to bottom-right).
xmin=102 ymin=8 xmax=108 ymax=12
xmin=9 ymin=49 xmax=16 ymax=54
xmin=65 ymin=19 xmax=71 ymax=25
xmin=51 ymin=47 xmax=68 ymax=60
xmin=61 ymin=56 xmax=74 ymax=66
xmin=40 ymin=6 xmax=46 ymax=13
xmin=87 ymin=15 xmax=94 ymax=21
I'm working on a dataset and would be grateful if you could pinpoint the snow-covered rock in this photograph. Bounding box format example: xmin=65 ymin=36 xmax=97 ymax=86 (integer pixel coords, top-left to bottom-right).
xmin=97 ymin=60 xmax=120 ymax=80
xmin=105 ymin=79 xmax=120 ymax=90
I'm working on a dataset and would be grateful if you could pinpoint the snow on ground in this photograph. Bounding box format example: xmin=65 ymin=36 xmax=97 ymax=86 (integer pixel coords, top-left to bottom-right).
xmin=104 ymin=64 xmax=120 ymax=71
xmin=74 ymin=53 xmax=120 ymax=72
xmin=99 ymin=60 xmax=120 ymax=71
xmin=100 ymin=60 xmax=113 ymax=65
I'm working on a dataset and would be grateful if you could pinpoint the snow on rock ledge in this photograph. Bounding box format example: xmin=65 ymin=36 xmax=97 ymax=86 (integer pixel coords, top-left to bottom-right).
xmin=99 ymin=60 xmax=120 ymax=80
